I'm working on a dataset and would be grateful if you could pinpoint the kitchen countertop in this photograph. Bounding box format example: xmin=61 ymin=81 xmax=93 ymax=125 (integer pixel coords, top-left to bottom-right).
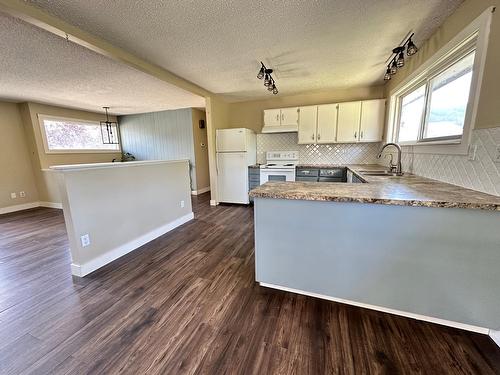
xmin=249 ymin=164 xmax=500 ymax=211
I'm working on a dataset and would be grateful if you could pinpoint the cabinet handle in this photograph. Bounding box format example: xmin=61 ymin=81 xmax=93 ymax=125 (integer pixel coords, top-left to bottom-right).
xmin=312 ymin=133 xmax=315 ymax=140
xmin=281 ymin=113 xmax=284 ymax=121
xmin=354 ymin=131 xmax=357 ymax=139
xmin=360 ymin=131 xmax=364 ymax=139
xmin=276 ymin=114 xmax=279 ymax=121
xmin=317 ymin=134 xmax=321 ymax=140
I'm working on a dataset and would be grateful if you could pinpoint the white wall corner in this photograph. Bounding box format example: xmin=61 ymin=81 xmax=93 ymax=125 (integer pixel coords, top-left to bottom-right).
xmin=489 ymin=330 xmax=500 ymax=348
xmin=71 ymin=211 xmax=194 ymax=277
xmin=210 ymin=199 xmax=218 ymax=206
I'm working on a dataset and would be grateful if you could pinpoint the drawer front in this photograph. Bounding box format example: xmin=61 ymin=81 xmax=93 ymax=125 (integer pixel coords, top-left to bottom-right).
xmin=318 ymin=177 xmax=344 ymax=182
xmin=319 ymin=168 xmax=345 ymax=178
xmin=296 ymin=168 xmax=319 ymax=177
xmin=296 ymin=176 xmax=319 ymax=182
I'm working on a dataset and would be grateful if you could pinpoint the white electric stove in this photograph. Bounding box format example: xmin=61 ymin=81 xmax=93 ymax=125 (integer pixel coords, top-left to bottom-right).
xmin=260 ymin=151 xmax=298 ymax=183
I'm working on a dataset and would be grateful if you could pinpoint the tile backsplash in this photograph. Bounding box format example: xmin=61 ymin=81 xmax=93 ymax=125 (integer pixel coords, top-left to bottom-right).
xmin=257 ymin=133 xmax=381 ymax=165
xmin=379 ymin=127 xmax=500 ymax=196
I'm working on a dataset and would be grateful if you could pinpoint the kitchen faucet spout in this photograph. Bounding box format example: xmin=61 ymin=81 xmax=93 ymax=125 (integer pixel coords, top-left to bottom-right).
xmin=377 ymin=143 xmax=403 ymax=176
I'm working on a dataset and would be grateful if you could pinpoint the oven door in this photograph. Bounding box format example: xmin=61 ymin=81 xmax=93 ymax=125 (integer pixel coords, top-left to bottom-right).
xmin=260 ymin=168 xmax=295 ymax=184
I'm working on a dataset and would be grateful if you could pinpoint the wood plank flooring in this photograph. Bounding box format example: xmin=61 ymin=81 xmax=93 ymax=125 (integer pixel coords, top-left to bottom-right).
xmin=1 ymin=193 xmax=499 ymax=374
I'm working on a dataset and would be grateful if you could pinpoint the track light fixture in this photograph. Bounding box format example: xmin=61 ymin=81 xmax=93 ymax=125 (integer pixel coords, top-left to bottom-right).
xmin=383 ymin=33 xmax=418 ymax=81
xmin=256 ymin=61 xmax=278 ymax=95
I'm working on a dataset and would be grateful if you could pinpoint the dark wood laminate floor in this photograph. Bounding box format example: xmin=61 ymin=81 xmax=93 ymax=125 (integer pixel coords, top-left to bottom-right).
xmin=1 ymin=193 xmax=499 ymax=375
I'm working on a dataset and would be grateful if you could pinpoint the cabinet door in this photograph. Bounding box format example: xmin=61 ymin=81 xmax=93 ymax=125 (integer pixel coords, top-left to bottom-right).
xmin=316 ymin=104 xmax=337 ymax=144
xmin=263 ymin=109 xmax=281 ymax=127
xmin=298 ymin=106 xmax=318 ymax=144
xmin=280 ymin=107 xmax=299 ymax=126
xmin=359 ymin=100 xmax=385 ymax=142
xmin=336 ymin=101 xmax=361 ymax=143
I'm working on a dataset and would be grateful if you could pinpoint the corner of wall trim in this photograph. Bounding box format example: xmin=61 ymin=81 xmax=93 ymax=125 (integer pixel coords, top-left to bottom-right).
xmin=39 ymin=202 xmax=63 ymax=209
xmin=489 ymin=330 xmax=500 ymax=348
xmin=72 ymin=212 xmax=194 ymax=277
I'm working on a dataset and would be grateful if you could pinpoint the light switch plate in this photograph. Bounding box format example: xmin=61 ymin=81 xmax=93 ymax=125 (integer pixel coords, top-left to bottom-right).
xmin=468 ymin=144 xmax=477 ymax=161
xmin=10 ymin=192 xmax=17 ymax=199
xmin=80 ymin=234 xmax=90 ymax=247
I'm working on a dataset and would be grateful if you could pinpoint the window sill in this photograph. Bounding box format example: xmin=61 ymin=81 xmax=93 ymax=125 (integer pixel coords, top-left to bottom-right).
xmin=44 ymin=149 xmax=121 ymax=154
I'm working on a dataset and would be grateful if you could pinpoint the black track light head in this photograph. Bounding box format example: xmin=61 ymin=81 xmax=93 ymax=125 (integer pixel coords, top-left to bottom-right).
xmin=390 ymin=60 xmax=398 ymax=75
xmin=407 ymin=38 xmax=418 ymax=56
xmin=397 ymin=51 xmax=405 ymax=68
xmin=384 ymin=67 xmax=392 ymax=81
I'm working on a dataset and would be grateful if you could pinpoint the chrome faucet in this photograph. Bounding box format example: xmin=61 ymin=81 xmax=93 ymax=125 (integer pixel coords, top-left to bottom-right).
xmin=377 ymin=143 xmax=403 ymax=176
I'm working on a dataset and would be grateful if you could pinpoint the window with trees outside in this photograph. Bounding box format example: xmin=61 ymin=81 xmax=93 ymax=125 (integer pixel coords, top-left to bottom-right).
xmin=396 ymin=50 xmax=476 ymax=144
xmin=39 ymin=116 xmax=120 ymax=153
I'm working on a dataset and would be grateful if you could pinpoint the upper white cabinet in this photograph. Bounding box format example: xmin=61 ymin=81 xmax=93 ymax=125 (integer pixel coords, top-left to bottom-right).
xmin=262 ymin=107 xmax=299 ymax=133
xmin=299 ymin=104 xmax=338 ymax=144
xmin=336 ymin=102 xmax=362 ymax=143
xmin=263 ymin=109 xmax=281 ymax=127
xmin=298 ymin=106 xmax=318 ymax=144
xmin=359 ymin=100 xmax=385 ymax=142
xmin=316 ymin=104 xmax=337 ymax=144
xmin=264 ymin=99 xmax=385 ymax=141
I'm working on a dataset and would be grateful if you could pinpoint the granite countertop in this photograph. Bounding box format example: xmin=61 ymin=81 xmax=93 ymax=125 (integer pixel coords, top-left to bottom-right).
xmin=249 ymin=164 xmax=500 ymax=211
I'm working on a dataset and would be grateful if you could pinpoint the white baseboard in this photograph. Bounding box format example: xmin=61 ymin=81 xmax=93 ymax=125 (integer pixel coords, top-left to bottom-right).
xmin=0 ymin=202 xmax=40 ymax=215
xmin=210 ymin=199 xmax=218 ymax=206
xmin=39 ymin=201 xmax=63 ymax=209
xmin=259 ymin=282 xmax=490 ymax=335
xmin=0 ymin=201 xmax=63 ymax=215
xmin=191 ymin=186 xmax=211 ymax=195
xmin=71 ymin=212 xmax=194 ymax=277
xmin=489 ymin=330 xmax=500 ymax=348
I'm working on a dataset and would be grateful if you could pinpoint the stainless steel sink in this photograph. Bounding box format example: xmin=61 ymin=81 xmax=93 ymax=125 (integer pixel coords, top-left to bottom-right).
xmin=357 ymin=170 xmax=396 ymax=176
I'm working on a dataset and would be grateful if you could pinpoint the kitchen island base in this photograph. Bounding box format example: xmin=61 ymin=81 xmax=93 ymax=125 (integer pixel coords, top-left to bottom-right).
xmin=254 ymin=197 xmax=500 ymax=332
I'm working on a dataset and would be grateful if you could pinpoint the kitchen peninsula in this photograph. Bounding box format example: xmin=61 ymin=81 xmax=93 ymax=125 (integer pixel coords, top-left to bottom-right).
xmin=250 ymin=166 xmax=500 ymax=333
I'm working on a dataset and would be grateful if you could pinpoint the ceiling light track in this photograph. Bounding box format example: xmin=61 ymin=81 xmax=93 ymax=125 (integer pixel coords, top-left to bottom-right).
xmin=384 ymin=33 xmax=418 ymax=81
xmin=256 ymin=61 xmax=278 ymax=95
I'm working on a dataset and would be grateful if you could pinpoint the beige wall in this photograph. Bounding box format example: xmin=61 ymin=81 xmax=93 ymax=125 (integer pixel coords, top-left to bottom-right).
xmin=19 ymin=102 xmax=121 ymax=203
xmin=0 ymin=101 xmax=39 ymax=209
xmin=191 ymin=108 xmax=210 ymax=191
xmin=206 ymin=96 xmax=230 ymax=203
xmin=228 ymin=86 xmax=385 ymax=133
xmin=385 ymin=0 xmax=500 ymax=129
xmin=56 ymin=160 xmax=193 ymax=276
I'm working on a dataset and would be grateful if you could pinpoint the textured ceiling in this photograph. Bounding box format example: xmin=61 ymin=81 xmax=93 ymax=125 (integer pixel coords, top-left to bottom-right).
xmin=27 ymin=0 xmax=464 ymax=102
xmin=0 ymin=12 xmax=205 ymax=115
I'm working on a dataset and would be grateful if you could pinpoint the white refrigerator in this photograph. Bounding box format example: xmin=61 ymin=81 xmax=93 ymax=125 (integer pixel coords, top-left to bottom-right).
xmin=216 ymin=128 xmax=256 ymax=204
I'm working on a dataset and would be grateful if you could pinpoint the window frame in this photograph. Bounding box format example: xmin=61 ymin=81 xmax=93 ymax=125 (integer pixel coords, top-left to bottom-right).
xmin=38 ymin=114 xmax=121 ymax=154
xmin=386 ymin=7 xmax=493 ymax=155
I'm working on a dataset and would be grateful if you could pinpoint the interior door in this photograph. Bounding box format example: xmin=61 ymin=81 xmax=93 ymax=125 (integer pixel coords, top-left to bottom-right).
xmin=216 ymin=128 xmax=246 ymax=152
xmin=298 ymin=106 xmax=318 ymax=144
xmin=263 ymin=109 xmax=281 ymax=127
xmin=359 ymin=100 xmax=385 ymax=142
xmin=217 ymin=152 xmax=248 ymax=204
xmin=336 ymin=101 xmax=362 ymax=143
xmin=316 ymin=104 xmax=338 ymax=144
xmin=280 ymin=107 xmax=299 ymax=126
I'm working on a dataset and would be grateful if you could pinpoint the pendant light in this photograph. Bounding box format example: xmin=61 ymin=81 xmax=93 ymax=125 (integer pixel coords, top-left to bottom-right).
xmin=100 ymin=107 xmax=119 ymax=144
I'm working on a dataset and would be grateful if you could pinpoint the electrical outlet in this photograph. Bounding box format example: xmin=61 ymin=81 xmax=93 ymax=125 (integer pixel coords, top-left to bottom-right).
xmin=180 ymin=200 xmax=185 ymax=208
xmin=468 ymin=144 xmax=477 ymax=161
xmin=19 ymin=191 xmax=26 ymax=198
xmin=80 ymin=234 xmax=90 ymax=248
xmin=495 ymin=145 xmax=500 ymax=162
xmin=10 ymin=192 xmax=17 ymax=199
